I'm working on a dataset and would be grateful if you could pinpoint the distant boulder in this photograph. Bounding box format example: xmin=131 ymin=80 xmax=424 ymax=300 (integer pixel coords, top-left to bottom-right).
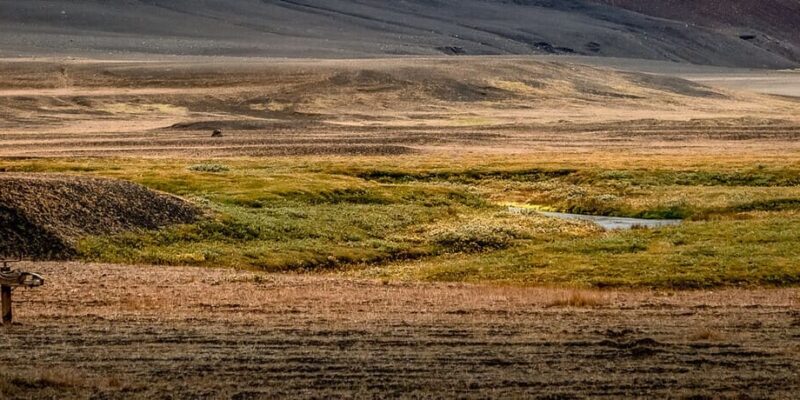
xmin=211 ymin=129 xmax=223 ymax=137
xmin=437 ymin=46 xmax=466 ymax=56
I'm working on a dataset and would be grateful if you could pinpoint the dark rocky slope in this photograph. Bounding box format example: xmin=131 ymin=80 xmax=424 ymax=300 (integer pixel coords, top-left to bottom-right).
xmin=0 ymin=0 xmax=797 ymax=68
xmin=0 ymin=174 xmax=198 ymax=259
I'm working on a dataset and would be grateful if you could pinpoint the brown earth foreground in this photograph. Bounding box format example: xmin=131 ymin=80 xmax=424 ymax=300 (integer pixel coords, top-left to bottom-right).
xmin=0 ymin=262 xmax=798 ymax=399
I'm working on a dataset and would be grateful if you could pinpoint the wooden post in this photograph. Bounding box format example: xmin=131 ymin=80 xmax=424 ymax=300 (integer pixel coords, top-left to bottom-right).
xmin=0 ymin=261 xmax=44 ymax=325
xmin=1 ymin=285 xmax=11 ymax=324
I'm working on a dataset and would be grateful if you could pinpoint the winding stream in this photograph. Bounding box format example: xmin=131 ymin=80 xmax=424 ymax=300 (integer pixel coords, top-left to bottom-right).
xmin=537 ymin=211 xmax=682 ymax=230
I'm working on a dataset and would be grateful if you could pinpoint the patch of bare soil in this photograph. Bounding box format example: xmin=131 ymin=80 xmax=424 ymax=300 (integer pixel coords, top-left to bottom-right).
xmin=0 ymin=175 xmax=198 ymax=259
xmin=5 ymin=119 xmax=800 ymax=159
xmin=0 ymin=262 xmax=798 ymax=399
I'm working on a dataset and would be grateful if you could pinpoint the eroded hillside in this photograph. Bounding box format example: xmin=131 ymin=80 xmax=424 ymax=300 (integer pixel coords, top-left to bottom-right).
xmin=0 ymin=0 xmax=797 ymax=68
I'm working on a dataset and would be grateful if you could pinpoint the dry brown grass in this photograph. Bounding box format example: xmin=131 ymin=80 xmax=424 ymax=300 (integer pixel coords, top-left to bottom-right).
xmin=545 ymin=289 xmax=610 ymax=308
xmin=0 ymin=262 xmax=797 ymax=399
xmin=0 ymin=367 xmax=122 ymax=397
xmin=1 ymin=58 xmax=799 ymax=158
xmin=11 ymin=262 xmax=800 ymax=321
xmin=689 ymin=328 xmax=727 ymax=342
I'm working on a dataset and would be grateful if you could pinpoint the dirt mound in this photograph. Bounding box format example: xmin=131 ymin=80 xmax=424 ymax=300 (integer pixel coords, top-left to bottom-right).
xmin=0 ymin=174 xmax=199 ymax=259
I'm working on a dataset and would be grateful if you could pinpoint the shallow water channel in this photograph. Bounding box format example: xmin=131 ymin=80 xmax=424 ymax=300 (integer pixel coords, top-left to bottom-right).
xmin=537 ymin=211 xmax=682 ymax=230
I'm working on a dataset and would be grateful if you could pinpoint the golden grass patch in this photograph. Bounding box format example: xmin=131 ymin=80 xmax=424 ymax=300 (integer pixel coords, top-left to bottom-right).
xmin=689 ymin=328 xmax=727 ymax=342
xmin=545 ymin=289 xmax=610 ymax=308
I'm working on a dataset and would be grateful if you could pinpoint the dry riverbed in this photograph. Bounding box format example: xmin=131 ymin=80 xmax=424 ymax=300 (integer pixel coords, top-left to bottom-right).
xmin=0 ymin=262 xmax=798 ymax=399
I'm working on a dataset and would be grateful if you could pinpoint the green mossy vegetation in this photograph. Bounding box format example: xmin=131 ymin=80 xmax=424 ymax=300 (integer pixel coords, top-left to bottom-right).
xmin=2 ymin=157 xmax=799 ymax=288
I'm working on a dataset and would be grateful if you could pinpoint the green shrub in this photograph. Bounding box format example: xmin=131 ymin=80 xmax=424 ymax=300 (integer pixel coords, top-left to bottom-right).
xmin=429 ymin=220 xmax=522 ymax=253
xmin=188 ymin=164 xmax=230 ymax=173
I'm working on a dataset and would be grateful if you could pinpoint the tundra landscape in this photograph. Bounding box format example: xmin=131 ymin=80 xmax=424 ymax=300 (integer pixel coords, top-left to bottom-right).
xmin=1 ymin=1 xmax=800 ymax=399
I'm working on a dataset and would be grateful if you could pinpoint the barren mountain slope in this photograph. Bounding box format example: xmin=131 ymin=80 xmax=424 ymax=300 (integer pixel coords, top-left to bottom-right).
xmin=0 ymin=0 xmax=797 ymax=68
xmin=590 ymin=0 xmax=800 ymax=64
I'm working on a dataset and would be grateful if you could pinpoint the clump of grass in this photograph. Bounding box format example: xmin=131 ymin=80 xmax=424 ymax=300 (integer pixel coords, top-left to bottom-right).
xmin=689 ymin=328 xmax=726 ymax=342
xmin=188 ymin=163 xmax=230 ymax=173
xmin=221 ymin=274 xmax=272 ymax=285
xmin=428 ymin=219 xmax=523 ymax=253
xmin=545 ymin=290 xmax=608 ymax=308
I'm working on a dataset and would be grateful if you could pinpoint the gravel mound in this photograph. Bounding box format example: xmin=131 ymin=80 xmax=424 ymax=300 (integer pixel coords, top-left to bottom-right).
xmin=0 ymin=174 xmax=199 ymax=259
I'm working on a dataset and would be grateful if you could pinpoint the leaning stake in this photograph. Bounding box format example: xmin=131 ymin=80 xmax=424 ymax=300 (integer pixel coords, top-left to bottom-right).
xmin=0 ymin=261 xmax=45 ymax=325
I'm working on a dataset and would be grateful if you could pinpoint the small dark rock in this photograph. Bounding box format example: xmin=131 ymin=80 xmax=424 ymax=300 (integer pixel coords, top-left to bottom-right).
xmin=534 ymin=41 xmax=555 ymax=53
xmin=437 ymin=46 xmax=466 ymax=55
xmin=739 ymin=34 xmax=757 ymax=41
xmin=211 ymin=129 xmax=223 ymax=137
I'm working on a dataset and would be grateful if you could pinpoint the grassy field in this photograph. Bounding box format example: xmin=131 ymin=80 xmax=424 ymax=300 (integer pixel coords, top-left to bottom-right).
xmin=3 ymin=154 xmax=799 ymax=288
xmin=2 ymin=58 xmax=799 ymax=289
